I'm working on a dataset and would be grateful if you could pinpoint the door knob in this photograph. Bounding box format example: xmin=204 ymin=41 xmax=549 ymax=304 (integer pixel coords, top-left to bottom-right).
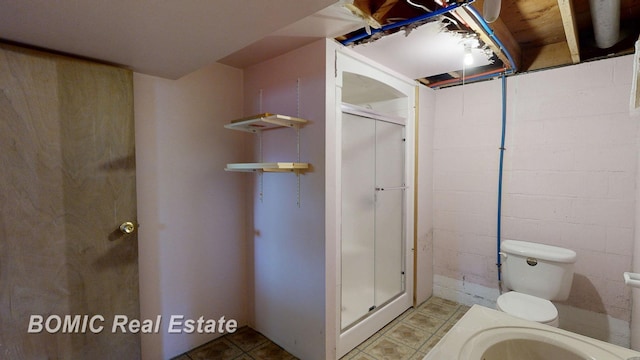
xmin=119 ymin=221 xmax=136 ymax=234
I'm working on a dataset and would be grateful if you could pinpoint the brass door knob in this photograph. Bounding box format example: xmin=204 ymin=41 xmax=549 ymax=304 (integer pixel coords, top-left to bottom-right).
xmin=119 ymin=221 xmax=136 ymax=234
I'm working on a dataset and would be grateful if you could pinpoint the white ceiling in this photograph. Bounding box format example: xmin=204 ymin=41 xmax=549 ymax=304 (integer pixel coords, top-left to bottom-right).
xmin=351 ymin=21 xmax=493 ymax=80
xmin=219 ymin=4 xmax=365 ymax=68
xmin=0 ymin=0 xmax=494 ymax=81
xmin=0 ymin=0 xmax=339 ymax=79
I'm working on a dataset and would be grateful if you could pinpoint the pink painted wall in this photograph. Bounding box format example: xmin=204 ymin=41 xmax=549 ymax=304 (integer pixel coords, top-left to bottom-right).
xmin=134 ymin=63 xmax=248 ymax=359
xmin=433 ymin=55 xmax=637 ymax=323
xmin=242 ymin=40 xmax=328 ymax=360
xmin=416 ymin=84 xmax=436 ymax=305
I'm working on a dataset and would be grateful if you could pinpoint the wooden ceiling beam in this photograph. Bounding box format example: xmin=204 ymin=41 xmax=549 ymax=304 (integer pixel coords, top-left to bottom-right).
xmin=557 ymin=0 xmax=581 ymax=63
xmin=371 ymin=0 xmax=401 ymax=23
xmin=349 ymin=0 xmax=384 ymax=28
xmin=523 ymin=41 xmax=574 ymax=71
xmin=454 ymin=0 xmax=522 ymax=71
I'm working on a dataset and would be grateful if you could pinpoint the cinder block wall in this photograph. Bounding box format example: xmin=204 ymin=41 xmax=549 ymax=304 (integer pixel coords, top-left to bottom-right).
xmin=431 ymin=55 xmax=637 ymax=345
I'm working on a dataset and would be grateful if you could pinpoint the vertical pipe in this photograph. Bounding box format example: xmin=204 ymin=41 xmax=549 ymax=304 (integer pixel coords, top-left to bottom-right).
xmin=497 ymin=73 xmax=507 ymax=281
xmin=589 ymin=0 xmax=620 ymax=49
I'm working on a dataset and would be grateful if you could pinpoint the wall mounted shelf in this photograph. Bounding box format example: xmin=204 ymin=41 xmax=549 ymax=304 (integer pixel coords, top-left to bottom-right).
xmin=224 ymin=113 xmax=308 ymax=133
xmin=224 ymin=112 xmax=310 ymax=206
xmin=224 ymin=113 xmax=310 ymax=173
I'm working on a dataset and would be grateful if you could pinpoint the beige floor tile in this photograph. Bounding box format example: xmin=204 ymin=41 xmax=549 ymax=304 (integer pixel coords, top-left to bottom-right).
xmin=402 ymin=312 xmax=446 ymax=333
xmin=180 ymin=297 xmax=465 ymax=360
xmin=357 ymin=332 xmax=381 ymax=350
xmin=377 ymin=318 xmax=401 ymax=335
xmin=426 ymin=297 xmax=459 ymax=308
xmin=232 ymin=355 xmax=254 ymax=360
xmin=249 ymin=341 xmax=295 ymax=360
xmin=396 ymin=307 xmax=417 ymax=321
xmin=418 ymin=335 xmax=442 ymax=354
xmin=384 ymin=323 xmax=433 ymax=350
xmin=409 ymin=351 xmax=427 ymax=360
xmin=417 ymin=299 xmax=459 ymax=320
xmin=435 ymin=319 xmax=457 ymax=337
xmin=349 ymin=351 xmax=378 ymax=360
xmin=188 ymin=337 xmax=243 ymax=360
xmin=227 ymin=326 xmax=269 ymax=352
xmin=340 ymin=347 xmax=362 ymax=359
xmin=363 ymin=337 xmax=416 ymax=360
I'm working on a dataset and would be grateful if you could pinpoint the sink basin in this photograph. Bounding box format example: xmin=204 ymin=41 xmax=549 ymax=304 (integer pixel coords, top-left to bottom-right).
xmin=461 ymin=326 xmax=626 ymax=359
xmin=423 ymin=305 xmax=640 ymax=360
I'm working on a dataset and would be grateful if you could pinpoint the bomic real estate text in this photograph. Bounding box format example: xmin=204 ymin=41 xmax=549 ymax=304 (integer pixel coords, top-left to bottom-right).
xmin=27 ymin=314 xmax=238 ymax=334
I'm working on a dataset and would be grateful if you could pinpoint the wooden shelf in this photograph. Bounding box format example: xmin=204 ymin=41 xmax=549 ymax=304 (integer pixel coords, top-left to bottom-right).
xmin=223 ymin=112 xmax=309 ymax=205
xmin=225 ymin=162 xmax=309 ymax=173
xmin=224 ymin=113 xmax=308 ymax=133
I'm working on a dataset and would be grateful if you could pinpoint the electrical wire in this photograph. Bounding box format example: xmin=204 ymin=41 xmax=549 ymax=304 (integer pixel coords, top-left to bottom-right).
xmin=406 ymin=0 xmax=432 ymax=12
xmin=340 ymin=0 xmax=474 ymax=45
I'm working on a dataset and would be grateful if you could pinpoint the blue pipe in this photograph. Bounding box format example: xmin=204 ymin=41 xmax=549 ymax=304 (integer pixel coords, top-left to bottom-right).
xmin=465 ymin=2 xmax=515 ymax=283
xmin=466 ymin=6 xmax=518 ymax=72
xmin=496 ymin=72 xmax=507 ymax=281
xmin=340 ymin=0 xmax=475 ymax=46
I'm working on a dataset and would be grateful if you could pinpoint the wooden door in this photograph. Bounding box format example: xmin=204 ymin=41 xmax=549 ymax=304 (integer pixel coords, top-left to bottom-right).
xmin=0 ymin=44 xmax=140 ymax=359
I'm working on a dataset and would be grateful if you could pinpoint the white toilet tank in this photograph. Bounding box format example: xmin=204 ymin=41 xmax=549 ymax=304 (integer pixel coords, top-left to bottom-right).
xmin=501 ymin=240 xmax=577 ymax=301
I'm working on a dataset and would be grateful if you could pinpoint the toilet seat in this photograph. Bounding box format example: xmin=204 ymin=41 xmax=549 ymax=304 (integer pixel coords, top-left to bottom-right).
xmin=496 ymin=291 xmax=558 ymax=325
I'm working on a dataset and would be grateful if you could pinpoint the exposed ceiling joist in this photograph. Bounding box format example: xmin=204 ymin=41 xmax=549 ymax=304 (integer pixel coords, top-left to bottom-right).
xmin=557 ymin=0 xmax=581 ymax=63
xmin=339 ymin=0 xmax=640 ymax=86
xmin=372 ymin=0 xmax=402 ymax=23
xmin=524 ymin=41 xmax=574 ymax=71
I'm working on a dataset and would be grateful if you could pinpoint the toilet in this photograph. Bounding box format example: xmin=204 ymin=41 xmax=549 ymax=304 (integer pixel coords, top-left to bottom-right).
xmin=496 ymin=239 xmax=577 ymax=327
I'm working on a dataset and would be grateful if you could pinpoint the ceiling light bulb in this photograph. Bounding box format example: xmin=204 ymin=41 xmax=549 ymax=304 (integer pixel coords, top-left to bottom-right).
xmin=464 ymin=46 xmax=474 ymax=66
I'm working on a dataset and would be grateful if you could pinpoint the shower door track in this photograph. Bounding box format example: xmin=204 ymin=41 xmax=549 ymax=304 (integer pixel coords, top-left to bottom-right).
xmin=341 ymin=103 xmax=406 ymax=125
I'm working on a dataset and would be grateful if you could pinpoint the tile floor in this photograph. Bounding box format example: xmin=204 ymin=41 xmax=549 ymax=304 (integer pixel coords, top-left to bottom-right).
xmin=172 ymin=297 xmax=468 ymax=360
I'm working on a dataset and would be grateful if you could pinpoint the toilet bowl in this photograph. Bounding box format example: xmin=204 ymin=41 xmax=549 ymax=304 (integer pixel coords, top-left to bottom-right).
xmin=496 ymin=291 xmax=559 ymax=327
xmin=496 ymin=240 xmax=576 ymax=327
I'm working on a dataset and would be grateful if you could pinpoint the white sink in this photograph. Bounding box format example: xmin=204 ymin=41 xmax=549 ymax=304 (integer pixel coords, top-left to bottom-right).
xmin=424 ymin=305 xmax=640 ymax=360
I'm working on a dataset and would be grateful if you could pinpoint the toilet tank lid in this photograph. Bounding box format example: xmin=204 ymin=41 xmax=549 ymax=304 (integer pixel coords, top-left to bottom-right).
xmin=501 ymin=240 xmax=577 ymax=263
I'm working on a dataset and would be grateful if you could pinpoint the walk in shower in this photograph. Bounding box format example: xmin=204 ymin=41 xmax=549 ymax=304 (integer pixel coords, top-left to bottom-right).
xmin=335 ymin=52 xmax=416 ymax=357
xmin=340 ymin=104 xmax=406 ymax=330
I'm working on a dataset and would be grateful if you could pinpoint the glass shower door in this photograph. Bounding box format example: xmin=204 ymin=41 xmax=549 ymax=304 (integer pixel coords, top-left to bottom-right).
xmin=374 ymin=120 xmax=405 ymax=308
xmin=340 ymin=107 xmax=405 ymax=330
xmin=341 ymin=112 xmax=376 ymax=329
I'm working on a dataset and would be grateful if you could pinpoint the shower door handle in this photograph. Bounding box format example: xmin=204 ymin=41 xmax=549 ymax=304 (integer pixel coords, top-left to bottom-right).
xmin=375 ymin=186 xmax=408 ymax=191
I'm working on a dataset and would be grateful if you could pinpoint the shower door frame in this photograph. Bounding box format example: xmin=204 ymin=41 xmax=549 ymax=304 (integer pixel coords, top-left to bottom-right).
xmin=332 ymin=49 xmax=416 ymax=359
xmin=340 ymin=104 xmax=407 ymax=331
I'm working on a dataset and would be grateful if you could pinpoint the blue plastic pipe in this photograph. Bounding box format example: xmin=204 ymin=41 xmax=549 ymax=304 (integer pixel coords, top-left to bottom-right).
xmin=465 ymin=2 xmax=515 ymax=282
xmin=340 ymin=0 xmax=475 ymax=46
xmin=466 ymin=5 xmax=518 ymax=73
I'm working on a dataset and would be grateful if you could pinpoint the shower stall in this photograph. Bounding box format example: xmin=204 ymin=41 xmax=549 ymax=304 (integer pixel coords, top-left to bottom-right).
xmin=335 ymin=52 xmax=416 ymax=357
xmin=340 ymin=104 xmax=406 ymax=330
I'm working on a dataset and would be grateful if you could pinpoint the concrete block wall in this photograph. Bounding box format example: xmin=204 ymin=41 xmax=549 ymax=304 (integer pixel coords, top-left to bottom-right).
xmin=432 ymin=55 xmax=638 ymax=342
